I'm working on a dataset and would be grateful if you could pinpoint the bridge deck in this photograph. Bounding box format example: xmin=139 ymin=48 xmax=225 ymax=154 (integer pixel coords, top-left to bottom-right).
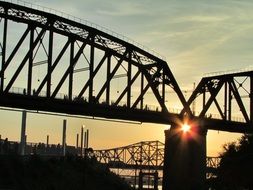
xmin=0 ymin=93 xmax=252 ymax=133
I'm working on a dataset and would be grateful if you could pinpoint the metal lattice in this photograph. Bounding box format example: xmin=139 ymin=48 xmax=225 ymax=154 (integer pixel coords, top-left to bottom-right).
xmin=91 ymin=140 xmax=220 ymax=171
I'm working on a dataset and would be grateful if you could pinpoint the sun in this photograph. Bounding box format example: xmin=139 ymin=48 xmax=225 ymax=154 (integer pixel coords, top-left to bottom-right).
xmin=181 ymin=124 xmax=191 ymax=133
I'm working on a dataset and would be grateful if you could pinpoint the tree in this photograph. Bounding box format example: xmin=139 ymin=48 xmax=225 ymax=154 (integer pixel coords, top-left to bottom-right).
xmin=216 ymin=134 xmax=253 ymax=190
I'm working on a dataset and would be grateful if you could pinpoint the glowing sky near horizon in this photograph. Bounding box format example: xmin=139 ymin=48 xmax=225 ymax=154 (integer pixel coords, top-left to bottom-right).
xmin=1 ymin=0 xmax=253 ymax=155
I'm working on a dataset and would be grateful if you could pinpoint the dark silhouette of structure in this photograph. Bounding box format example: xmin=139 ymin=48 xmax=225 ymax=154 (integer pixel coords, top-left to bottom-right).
xmin=0 ymin=1 xmax=252 ymax=189
xmin=91 ymin=140 xmax=220 ymax=172
xmin=91 ymin=140 xmax=220 ymax=189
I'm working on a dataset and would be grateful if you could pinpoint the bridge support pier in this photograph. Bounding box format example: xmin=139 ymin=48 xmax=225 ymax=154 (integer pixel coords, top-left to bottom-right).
xmin=162 ymin=123 xmax=207 ymax=190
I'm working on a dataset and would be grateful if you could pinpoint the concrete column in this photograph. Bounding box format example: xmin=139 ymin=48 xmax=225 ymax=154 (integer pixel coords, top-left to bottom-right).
xmin=154 ymin=171 xmax=159 ymax=190
xmin=162 ymin=123 xmax=207 ymax=190
xmin=62 ymin=119 xmax=67 ymax=156
xmin=20 ymin=110 xmax=27 ymax=155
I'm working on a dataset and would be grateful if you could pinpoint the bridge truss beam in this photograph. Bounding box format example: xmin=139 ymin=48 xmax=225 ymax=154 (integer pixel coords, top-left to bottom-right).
xmin=0 ymin=1 xmax=190 ymax=119
xmin=91 ymin=140 xmax=220 ymax=173
xmin=182 ymin=71 xmax=253 ymax=132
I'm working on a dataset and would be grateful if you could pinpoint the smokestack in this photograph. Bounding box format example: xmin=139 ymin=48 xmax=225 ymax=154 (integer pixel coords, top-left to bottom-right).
xmin=76 ymin=133 xmax=79 ymax=148
xmin=20 ymin=110 xmax=27 ymax=155
xmin=62 ymin=119 xmax=67 ymax=156
xmin=46 ymin=135 xmax=49 ymax=148
xmin=86 ymin=129 xmax=89 ymax=149
xmin=80 ymin=126 xmax=84 ymax=157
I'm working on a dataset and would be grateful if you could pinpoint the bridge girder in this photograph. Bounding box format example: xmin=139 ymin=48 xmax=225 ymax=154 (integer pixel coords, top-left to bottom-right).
xmin=0 ymin=1 xmax=252 ymax=133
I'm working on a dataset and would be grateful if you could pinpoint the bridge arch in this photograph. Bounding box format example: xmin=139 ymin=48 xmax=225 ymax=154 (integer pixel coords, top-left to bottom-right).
xmin=0 ymin=1 xmax=190 ymax=122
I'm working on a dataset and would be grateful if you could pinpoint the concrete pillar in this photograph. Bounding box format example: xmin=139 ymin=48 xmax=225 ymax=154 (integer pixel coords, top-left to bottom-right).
xmin=138 ymin=170 xmax=143 ymax=190
xmin=20 ymin=110 xmax=27 ymax=155
xmin=154 ymin=171 xmax=159 ymax=190
xmin=162 ymin=123 xmax=207 ymax=190
xmin=62 ymin=119 xmax=67 ymax=156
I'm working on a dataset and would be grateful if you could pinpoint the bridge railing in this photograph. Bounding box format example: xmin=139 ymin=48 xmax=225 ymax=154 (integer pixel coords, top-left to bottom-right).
xmin=3 ymin=85 xmax=246 ymax=122
xmin=204 ymin=66 xmax=253 ymax=77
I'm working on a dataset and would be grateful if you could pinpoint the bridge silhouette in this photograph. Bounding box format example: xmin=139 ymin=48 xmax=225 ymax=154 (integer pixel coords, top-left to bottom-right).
xmin=92 ymin=140 xmax=220 ymax=173
xmin=0 ymin=1 xmax=252 ymax=190
xmin=90 ymin=141 xmax=220 ymax=189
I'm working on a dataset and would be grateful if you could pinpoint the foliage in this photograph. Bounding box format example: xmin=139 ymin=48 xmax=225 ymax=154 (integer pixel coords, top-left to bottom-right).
xmin=0 ymin=155 xmax=132 ymax=190
xmin=215 ymin=134 xmax=253 ymax=190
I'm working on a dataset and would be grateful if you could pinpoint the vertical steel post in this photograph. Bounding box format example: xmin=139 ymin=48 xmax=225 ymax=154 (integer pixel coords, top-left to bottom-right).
xmin=162 ymin=72 xmax=165 ymax=107
xmin=192 ymin=82 xmax=196 ymax=115
xmin=47 ymin=29 xmax=53 ymax=97
xmin=62 ymin=119 xmax=67 ymax=156
xmin=138 ymin=170 xmax=143 ymax=190
xmin=106 ymin=54 xmax=111 ymax=104
xmin=27 ymin=27 xmax=34 ymax=95
xmin=202 ymin=88 xmax=206 ymax=111
xmin=250 ymin=76 xmax=253 ymax=125
xmin=89 ymin=36 xmax=94 ymax=103
xmin=127 ymin=51 xmax=132 ymax=108
xmin=224 ymin=82 xmax=228 ymax=120
xmin=1 ymin=16 xmax=7 ymax=92
xmin=228 ymin=81 xmax=232 ymax=121
xmin=154 ymin=171 xmax=159 ymax=190
xmin=140 ymin=73 xmax=144 ymax=109
xmin=69 ymin=40 xmax=74 ymax=100
xmin=20 ymin=110 xmax=27 ymax=155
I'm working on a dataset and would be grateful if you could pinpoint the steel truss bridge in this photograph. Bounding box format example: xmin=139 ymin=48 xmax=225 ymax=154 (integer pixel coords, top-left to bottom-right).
xmin=91 ymin=140 xmax=220 ymax=174
xmin=0 ymin=1 xmax=252 ymax=132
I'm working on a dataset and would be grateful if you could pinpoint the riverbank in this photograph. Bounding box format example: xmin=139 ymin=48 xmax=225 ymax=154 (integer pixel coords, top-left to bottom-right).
xmin=0 ymin=155 xmax=132 ymax=190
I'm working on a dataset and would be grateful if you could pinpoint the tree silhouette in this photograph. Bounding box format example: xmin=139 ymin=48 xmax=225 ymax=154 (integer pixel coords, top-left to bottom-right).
xmin=216 ymin=134 xmax=253 ymax=190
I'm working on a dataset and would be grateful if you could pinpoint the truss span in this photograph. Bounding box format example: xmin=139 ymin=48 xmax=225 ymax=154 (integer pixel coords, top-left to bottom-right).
xmin=0 ymin=1 xmax=252 ymax=132
xmin=0 ymin=0 xmax=191 ymax=124
xmin=182 ymin=70 xmax=253 ymax=132
xmin=91 ymin=140 xmax=220 ymax=171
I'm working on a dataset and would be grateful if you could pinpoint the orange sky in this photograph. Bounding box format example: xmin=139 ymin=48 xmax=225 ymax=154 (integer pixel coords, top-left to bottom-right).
xmin=0 ymin=0 xmax=251 ymax=157
xmin=0 ymin=109 xmax=242 ymax=157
